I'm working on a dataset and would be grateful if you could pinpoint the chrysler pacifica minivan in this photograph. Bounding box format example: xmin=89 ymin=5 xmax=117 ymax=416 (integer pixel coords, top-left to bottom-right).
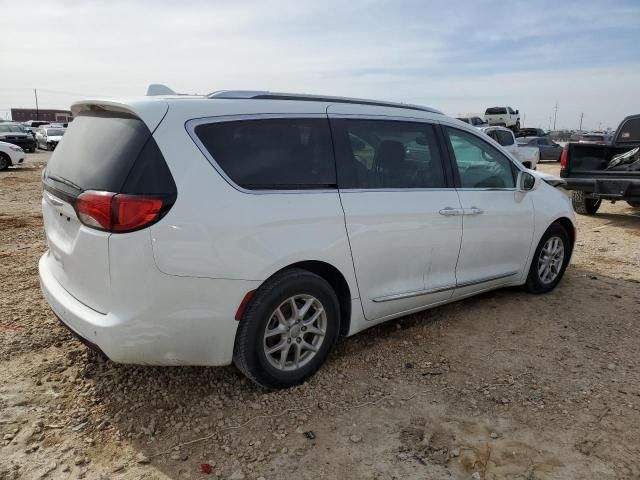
xmin=39 ymin=89 xmax=575 ymax=388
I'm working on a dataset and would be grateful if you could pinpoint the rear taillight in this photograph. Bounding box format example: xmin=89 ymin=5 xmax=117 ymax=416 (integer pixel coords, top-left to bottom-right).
xmin=560 ymin=147 xmax=568 ymax=168
xmin=75 ymin=190 xmax=164 ymax=233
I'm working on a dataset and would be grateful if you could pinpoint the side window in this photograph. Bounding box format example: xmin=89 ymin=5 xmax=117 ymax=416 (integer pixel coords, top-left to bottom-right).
xmin=496 ymin=130 xmax=514 ymax=146
xmin=508 ymin=107 xmax=515 ymax=114
xmin=335 ymin=119 xmax=446 ymax=189
xmin=444 ymin=127 xmax=516 ymax=189
xmin=194 ymin=118 xmax=336 ymax=190
xmin=618 ymin=118 xmax=640 ymax=143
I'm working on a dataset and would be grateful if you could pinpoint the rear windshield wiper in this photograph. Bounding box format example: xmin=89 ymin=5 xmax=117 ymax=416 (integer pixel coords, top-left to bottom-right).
xmin=45 ymin=174 xmax=83 ymax=192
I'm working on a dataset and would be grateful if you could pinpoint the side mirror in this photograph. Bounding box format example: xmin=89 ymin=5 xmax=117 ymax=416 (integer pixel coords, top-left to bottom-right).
xmin=515 ymin=110 xmax=519 ymax=114
xmin=518 ymin=171 xmax=536 ymax=191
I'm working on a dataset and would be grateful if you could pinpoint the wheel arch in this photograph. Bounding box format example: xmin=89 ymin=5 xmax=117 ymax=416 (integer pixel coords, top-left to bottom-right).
xmin=262 ymin=260 xmax=352 ymax=337
xmin=552 ymin=216 xmax=576 ymax=251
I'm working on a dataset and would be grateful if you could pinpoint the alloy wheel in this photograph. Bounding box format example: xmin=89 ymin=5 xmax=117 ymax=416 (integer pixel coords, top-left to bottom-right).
xmin=537 ymin=235 xmax=565 ymax=284
xmin=263 ymin=295 xmax=327 ymax=371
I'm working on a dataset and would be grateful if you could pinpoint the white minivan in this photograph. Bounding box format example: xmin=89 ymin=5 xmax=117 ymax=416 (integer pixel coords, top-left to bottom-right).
xmin=39 ymin=90 xmax=576 ymax=388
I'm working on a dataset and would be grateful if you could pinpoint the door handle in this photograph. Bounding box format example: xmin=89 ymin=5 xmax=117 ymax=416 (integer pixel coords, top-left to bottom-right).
xmin=464 ymin=206 xmax=484 ymax=215
xmin=439 ymin=207 xmax=464 ymax=216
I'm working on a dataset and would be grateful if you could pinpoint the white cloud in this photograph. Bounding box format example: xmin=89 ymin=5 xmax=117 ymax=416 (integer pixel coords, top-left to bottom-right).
xmin=1 ymin=0 xmax=638 ymax=129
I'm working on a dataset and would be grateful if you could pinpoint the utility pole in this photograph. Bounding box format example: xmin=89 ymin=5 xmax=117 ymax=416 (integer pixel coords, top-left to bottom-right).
xmin=553 ymin=102 xmax=558 ymax=131
xmin=579 ymin=112 xmax=584 ymax=131
xmin=34 ymin=89 xmax=39 ymax=120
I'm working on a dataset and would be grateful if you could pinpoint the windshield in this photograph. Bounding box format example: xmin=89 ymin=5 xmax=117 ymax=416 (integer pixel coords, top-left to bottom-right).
xmin=46 ymin=129 xmax=65 ymax=136
xmin=0 ymin=125 xmax=26 ymax=133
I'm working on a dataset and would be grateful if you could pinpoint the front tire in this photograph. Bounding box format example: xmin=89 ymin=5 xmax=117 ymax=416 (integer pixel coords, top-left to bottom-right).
xmin=571 ymin=191 xmax=601 ymax=215
xmin=233 ymin=269 xmax=340 ymax=389
xmin=524 ymin=223 xmax=572 ymax=294
xmin=0 ymin=153 xmax=9 ymax=171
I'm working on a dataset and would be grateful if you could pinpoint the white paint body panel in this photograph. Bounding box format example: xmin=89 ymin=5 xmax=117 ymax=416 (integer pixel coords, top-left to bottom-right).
xmin=38 ymin=95 xmax=576 ymax=366
xmin=0 ymin=141 xmax=25 ymax=165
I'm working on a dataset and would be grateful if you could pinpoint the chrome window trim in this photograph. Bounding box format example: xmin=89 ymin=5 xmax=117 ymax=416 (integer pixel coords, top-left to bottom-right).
xmin=185 ymin=113 xmax=337 ymax=196
xmin=339 ymin=187 xmax=453 ymax=193
xmin=372 ymin=271 xmax=518 ymax=302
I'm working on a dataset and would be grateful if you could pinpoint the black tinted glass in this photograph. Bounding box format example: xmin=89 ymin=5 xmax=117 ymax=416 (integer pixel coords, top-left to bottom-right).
xmin=618 ymin=118 xmax=640 ymax=143
xmin=335 ymin=120 xmax=446 ymax=189
xmin=496 ymin=130 xmax=514 ymax=146
xmin=195 ymin=118 xmax=336 ymax=190
xmin=44 ymin=111 xmax=171 ymax=196
xmin=486 ymin=107 xmax=507 ymax=115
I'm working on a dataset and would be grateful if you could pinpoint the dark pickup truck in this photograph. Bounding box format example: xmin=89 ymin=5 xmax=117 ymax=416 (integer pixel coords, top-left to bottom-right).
xmin=561 ymin=114 xmax=640 ymax=214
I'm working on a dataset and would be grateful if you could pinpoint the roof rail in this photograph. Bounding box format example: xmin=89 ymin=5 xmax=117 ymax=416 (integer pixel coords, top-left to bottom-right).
xmin=207 ymin=90 xmax=442 ymax=114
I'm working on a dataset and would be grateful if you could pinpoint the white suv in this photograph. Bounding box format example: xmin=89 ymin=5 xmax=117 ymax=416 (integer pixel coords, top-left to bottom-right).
xmin=485 ymin=106 xmax=521 ymax=130
xmin=39 ymin=89 xmax=575 ymax=388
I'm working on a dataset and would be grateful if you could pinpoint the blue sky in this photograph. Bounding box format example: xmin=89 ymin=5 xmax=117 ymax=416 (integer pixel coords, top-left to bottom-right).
xmin=1 ymin=0 xmax=639 ymax=129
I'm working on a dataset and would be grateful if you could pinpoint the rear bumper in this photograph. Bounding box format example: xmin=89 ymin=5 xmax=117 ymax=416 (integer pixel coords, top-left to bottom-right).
xmin=39 ymin=251 xmax=260 ymax=366
xmin=564 ymin=177 xmax=640 ymax=201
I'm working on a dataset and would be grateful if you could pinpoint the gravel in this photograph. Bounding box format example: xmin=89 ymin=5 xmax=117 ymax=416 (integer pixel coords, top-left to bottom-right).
xmin=1 ymin=161 xmax=639 ymax=479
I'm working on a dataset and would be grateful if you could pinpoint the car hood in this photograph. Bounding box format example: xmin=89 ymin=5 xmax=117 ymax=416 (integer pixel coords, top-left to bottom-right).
xmin=532 ymin=170 xmax=566 ymax=187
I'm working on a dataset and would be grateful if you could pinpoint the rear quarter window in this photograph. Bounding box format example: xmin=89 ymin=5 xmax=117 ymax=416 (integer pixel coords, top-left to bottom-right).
xmin=194 ymin=118 xmax=336 ymax=190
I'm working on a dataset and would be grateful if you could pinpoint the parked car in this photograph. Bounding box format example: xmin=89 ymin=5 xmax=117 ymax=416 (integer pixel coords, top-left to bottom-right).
xmin=518 ymin=136 xmax=563 ymax=161
xmin=516 ymin=128 xmax=546 ymax=138
xmin=578 ymin=133 xmax=612 ymax=145
xmin=24 ymin=120 xmax=52 ymax=128
xmin=0 ymin=123 xmax=36 ymax=152
xmin=35 ymin=127 xmax=66 ymax=150
xmin=0 ymin=140 xmax=26 ymax=170
xmin=480 ymin=126 xmax=539 ymax=169
xmin=561 ymin=114 xmax=640 ymax=214
xmin=456 ymin=116 xmax=487 ymax=128
xmin=484 ymin=107 xmax=520 ymax=131
xmin=39 ymin=89 xmax=576 ymax=389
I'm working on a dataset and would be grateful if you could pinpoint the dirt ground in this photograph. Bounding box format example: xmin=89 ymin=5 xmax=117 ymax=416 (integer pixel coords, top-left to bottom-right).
xmin=1 ymin=158 xmax=639 ymax=480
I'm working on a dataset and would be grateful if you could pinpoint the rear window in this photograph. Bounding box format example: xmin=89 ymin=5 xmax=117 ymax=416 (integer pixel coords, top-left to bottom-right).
xmin=44 ymin=110 xmax=174 ymax=197
xmin=485 ymin=107 xmax=507 ymax=115
xmin=617 ymin=118 xmax=640 ymax=143
xmin=495 ymin=130 xmax=514 ymax=146
xmin=194 ymin=118 xmax=336 ymax=190
xmin=582 ymin=135 xmax=604 ymax=142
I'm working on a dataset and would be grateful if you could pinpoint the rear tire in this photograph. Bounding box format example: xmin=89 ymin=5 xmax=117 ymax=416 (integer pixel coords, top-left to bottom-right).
xmin=0 ymin=153 xmax=9 ymax=171
xmin=627 ymin=201 xmax=640 ymax=209
xmin=571 ymin=191 xmax=601 ymax=215
xmin=233 ymin=268 xmax=340 ymax=389
xmin=524 ymin=223 xmax=572 ymax=294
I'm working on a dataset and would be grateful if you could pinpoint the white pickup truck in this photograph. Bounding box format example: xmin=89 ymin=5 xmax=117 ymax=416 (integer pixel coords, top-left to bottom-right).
xmin=480 ymin=126 xmax=539 ymax=170
xmin=485 ymin=106 xmax=521 ymax=131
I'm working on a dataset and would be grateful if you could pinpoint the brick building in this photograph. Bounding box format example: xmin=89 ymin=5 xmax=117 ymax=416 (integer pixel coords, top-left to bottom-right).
xmin=11 ymin=108 xmax=72 ymax=123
